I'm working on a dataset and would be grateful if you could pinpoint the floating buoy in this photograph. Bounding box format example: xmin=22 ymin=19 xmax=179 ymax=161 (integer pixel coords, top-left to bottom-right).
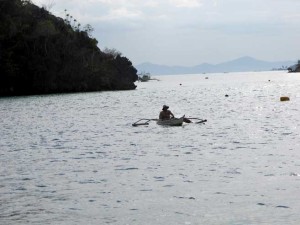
xmin=280 ymin=96 xmax=290 ymax=101
xmin=225 ymin=94 xmax=229 ymax=97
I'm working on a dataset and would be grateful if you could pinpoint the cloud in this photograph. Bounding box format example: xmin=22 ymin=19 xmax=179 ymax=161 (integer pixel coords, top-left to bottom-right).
xmin=31 ymin=0 xmax=300 ymax=65
xmin=169 ymin=0 xmax=203 ymax=8
xmin=100 ymin=7 xmax=142 ymax=21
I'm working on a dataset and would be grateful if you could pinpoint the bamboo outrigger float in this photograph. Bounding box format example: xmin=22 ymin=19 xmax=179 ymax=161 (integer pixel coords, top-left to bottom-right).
xmin=132 ymin=115 xmax=207 ymax=127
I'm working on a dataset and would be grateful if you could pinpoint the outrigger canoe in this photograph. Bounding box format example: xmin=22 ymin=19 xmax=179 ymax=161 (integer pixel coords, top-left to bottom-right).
xmin=132 ymin=115 xmax=207 ymax=127
xmin=157 ymin=116 xmax=184 ymax=126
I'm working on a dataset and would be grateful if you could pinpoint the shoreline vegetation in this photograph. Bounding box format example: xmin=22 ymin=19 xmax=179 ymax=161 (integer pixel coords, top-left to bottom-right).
xmin=0 ymin=0 xmax=138 ymax=96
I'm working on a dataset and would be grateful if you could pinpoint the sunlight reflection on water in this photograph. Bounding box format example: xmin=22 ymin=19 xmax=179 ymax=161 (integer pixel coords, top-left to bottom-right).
xmin=1 ymin=71 xmax=300 ymax=225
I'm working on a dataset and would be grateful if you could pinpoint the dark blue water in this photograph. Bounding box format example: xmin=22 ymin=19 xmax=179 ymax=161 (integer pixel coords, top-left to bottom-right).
xmin=1 ymin=71 xmax=300 ymax=224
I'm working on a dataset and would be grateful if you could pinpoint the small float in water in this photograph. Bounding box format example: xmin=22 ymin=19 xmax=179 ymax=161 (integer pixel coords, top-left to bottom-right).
xmin=280 ymin=96 xmax=290 ymax=101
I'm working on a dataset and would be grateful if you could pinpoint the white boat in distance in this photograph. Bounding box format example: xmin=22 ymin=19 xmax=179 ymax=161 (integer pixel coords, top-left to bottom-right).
xmin=156 ymin=116 xmax=185 ymax=126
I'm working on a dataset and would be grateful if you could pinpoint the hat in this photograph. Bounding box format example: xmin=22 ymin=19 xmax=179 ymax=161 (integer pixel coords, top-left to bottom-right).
xmin=162 ymin=105 xmax=169 ymax=110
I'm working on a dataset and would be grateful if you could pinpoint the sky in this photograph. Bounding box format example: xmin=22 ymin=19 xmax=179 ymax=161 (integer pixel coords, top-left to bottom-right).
xmin=32 ymin=0 xmax=300 ymax=67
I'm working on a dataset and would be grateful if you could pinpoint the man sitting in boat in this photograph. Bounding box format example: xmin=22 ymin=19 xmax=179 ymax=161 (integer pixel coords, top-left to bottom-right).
xmin=159 ymin=105 xmax=174 ymax=120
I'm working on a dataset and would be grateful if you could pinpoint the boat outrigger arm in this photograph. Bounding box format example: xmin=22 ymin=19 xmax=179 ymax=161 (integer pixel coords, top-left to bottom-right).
xmin=132 ymin=119 xmax=158 ymax=127
xmin=132 ymin=117 xmax=207 ymax=127
xmin=186 ymin=118 xmax=207 ymax=124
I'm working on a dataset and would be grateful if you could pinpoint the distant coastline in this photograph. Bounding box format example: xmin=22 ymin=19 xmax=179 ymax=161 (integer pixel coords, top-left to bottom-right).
xmin=135 ymin=56 xmax=295 ymax=75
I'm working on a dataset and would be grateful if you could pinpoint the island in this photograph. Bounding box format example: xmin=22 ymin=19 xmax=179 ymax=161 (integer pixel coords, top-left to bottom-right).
xmin=0 ymin=0 xmax=138 ymax=96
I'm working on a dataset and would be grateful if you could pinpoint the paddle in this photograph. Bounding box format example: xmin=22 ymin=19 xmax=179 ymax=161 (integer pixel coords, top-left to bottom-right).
xmin=195 ymin=119 xmax=207 ymax=124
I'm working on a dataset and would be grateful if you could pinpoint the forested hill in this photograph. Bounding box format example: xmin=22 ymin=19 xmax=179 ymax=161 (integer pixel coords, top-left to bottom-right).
xmin=0 ymin=0 xmax=138 ymax=96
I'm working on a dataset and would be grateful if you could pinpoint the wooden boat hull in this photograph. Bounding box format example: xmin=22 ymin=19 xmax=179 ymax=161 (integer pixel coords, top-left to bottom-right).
xmin=156 ymin=117 xmax=184 ymax=126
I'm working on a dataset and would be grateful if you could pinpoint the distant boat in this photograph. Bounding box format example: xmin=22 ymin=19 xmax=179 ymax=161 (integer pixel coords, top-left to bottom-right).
xmin=138 ymin=72 xmax=151 ymax=82
xmin=288 ymin=60 xmax=300 ymax=73
xmin=137 ymin=72 xmax=159 ymax=82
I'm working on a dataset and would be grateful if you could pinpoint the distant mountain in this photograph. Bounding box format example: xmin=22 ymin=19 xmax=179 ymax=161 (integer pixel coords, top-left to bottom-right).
xmin=135 ymin=56 xmax=295 ymax=75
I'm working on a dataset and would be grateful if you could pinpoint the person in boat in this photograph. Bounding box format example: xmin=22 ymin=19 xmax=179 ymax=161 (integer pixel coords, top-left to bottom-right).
xmin=159 ymin=105 xmax=174 ymax=120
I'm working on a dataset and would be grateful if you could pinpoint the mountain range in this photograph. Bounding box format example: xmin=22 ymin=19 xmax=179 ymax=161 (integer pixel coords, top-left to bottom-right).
xmin=135 ymin=56 xmax=295 ymax=75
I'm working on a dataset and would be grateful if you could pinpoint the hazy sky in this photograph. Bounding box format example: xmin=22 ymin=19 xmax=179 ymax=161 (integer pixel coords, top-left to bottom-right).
xmin=32 ymin=0 xmax=300 ymax=66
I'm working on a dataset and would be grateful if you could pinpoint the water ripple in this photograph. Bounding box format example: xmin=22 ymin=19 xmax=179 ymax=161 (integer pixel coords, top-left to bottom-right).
xmin=1 ymin=72 xmax=300 ymax=225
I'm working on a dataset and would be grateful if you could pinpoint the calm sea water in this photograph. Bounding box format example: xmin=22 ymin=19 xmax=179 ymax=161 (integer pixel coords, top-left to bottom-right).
xmin=1 ymin=71 xmax=300 ymax=225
